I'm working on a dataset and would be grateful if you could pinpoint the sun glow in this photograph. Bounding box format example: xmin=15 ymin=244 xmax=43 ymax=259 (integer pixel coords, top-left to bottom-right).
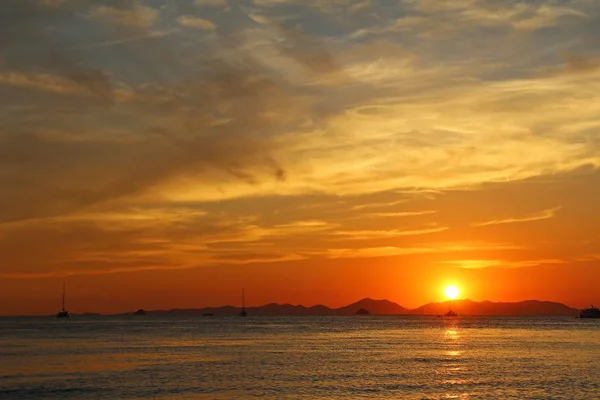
xmin=445 ymin=285 xmax=460 ymax=300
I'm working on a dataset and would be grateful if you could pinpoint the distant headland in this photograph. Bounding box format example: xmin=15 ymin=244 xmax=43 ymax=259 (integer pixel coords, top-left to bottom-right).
xmin=73 ymin=298 xmax=580 ymax=317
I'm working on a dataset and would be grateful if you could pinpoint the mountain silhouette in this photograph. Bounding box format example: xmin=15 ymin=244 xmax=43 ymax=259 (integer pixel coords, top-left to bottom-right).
xmin=141 ymin=299 xmax=405 ymax=316
xmin=336 ymin=298 xmax=407 ymax=315
xmin=112 ymin=298 xmax=579 ymax=317
xmin=411 ymin=299 xmax=578 ymax=316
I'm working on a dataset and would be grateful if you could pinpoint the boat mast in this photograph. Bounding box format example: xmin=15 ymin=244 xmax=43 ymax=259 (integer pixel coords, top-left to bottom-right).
xmin=62 ymin=282 xmax=66 ymax=311
xmin=241 ymin=288 xmax=247 ymax=317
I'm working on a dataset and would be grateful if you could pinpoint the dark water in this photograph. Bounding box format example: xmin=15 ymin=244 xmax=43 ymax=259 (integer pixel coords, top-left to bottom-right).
xmin=1 ymin=316 xmax=599 ymax=399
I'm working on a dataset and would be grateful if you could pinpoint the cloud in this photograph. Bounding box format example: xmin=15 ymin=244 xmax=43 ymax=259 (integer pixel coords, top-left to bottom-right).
xmin=0 ymin=0 xmax=350 ymax=223
xmin=323 ymin=246 xmax=431 ymax=259
xmin=211 ymin=252 xmax=306 ymax=264
xmin=0 ymin=205 xmax=333 ymax=278
xmin=367 ymin=210 xmax=437 ymax=218
xmin=0 ymin=71 xmax=90 ymax=95
xmin=178 ymin=15 xmax=216 ymax=30
xmin=3 ymin=2 xmax=600 ymax=213
xmin=351 ymin=199 xmax=408 ymax=211
xmin=575 ymin=254 xmax=600 ymax=262
xmin=73 ymin=29 xmax=180 ymax=49
xmin=511 ymin=4 xmax=588 ymax=31
xmin=553 ymin=53 xmax=600 ymax=77
xmin=1 ymin=0 xmax=599 ymax=281
xmin=0 ymin=263 xmax=199 ymax=280
xmin=0 ymin=206 xmax=209 ymax=231
xmin=85 ymin=2 xmax=158 ymax=28
xmin=472 ymin=206 xmax=562 ymax=227
xmin=252 ymin=0 xmax=296 ymax=6
xmin=350 ymin=0 xmax=590 ymax=42
xmin=195 ymin=0 xmax=228 ymax=7
xmin=333 ymin=226 xmax=448 ymax=240
xmin=349 ymin=1 xmax=372 ymax=13
xmin=322 ymin=242 xmax=524 ymax=259
xmin=441 ymin=259 xmax=567 ymax=269
xmin=38 ymin=0 xmax=72 ymax=8
xmin=273 ymin=220 xmax=331 ymax=229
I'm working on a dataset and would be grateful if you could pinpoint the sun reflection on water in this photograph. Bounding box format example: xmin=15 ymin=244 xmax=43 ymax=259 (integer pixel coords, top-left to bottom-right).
xmin=445 ymin=329 xmax=459 ymax=338
xmin=440 ymin=320 xmax=468 ymax=398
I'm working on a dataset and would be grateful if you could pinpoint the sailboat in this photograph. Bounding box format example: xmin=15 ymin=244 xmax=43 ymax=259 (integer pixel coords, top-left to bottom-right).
xmin=56 ymin=282 xmax=70 ymax=318
xmin=240 ymin=288 xmax=247 ymax=317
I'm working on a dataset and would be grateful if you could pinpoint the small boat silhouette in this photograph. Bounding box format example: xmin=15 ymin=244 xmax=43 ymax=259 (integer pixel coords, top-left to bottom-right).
xmin=579 ymin=305 xmax=600 ymax=319
xmin=56 ymin=283 xmax=70 ymax=319
xmin=443 ymin=298 xmax=458 ymax=317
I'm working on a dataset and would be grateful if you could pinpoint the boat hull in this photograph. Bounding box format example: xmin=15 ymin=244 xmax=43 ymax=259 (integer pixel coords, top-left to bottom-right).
xmin=579 ymin=306 xmax=600 ymax=319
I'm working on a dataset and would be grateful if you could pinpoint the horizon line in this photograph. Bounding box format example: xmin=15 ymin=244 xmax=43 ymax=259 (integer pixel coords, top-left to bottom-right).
xmin=1 ymin=297 xmax=588 ymax=317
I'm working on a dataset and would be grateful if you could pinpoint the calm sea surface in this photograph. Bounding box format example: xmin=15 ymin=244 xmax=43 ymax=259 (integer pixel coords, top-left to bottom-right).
xmin=1 ymin=316 xmax=599 ymax=399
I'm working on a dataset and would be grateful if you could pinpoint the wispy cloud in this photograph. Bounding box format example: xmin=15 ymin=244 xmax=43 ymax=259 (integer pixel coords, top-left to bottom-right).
xmin=352 ymin=0 xmax=588 ymax=38
xmin=368 ymin=210 xmax=437 ymax=218
xmin=194 ymin=0 xmax=228 ymax=7
xmin=323 ymin=242 xmax=524 ymax=259
xmin=323 ymin=246 xmax=432 ymax=259
xmin=351 ymin=200 xmax=408 ymax=211
xmin=85 ymin=2 xmax=158 ymax=28
xmin=574 ymin=254 xmax=600 ymax=262
xmin=73 ymin=29 xmax=180 ymax=50
xmin=333 ymin=226 xmax=448 ymax=240
xmin=441 ymin=259 xmax=567 ymax=269
xmin=472 ymin=206 xmax=562 ymax=227
xmin=0 ymin=263 xmax=198 ymax=280
xmin=178 ymin=15 xmax=216 ymax=30
xmin=0 ymin=71 xmax=89 ymax=95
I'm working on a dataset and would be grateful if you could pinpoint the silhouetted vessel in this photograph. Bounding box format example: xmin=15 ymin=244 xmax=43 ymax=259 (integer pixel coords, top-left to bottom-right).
xmin=133 ymin=309 xmax=146 ymax=316
xmin=56 ymin=283 xmax=70 ymax=319
xmin=356 ymin=308 xmax=370 ymax=315
xmin=579 ymin=305 xmax=600 ymax=319
xmin=444 ymin=309 xmax=458 ymax=317
xmin=240 ymin=289 xmax=247 ymax=317
xmin=442 ymin=298 xmax=458 ymax=317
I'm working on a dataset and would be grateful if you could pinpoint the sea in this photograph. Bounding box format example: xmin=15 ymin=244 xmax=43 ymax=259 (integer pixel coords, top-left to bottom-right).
xmin=1 ymin=315 xmax=599 ymax=399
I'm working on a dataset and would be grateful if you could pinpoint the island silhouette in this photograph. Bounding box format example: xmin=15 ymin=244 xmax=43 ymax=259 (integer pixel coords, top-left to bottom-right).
xmin=97 ymin=298 xmax=580 ymax=317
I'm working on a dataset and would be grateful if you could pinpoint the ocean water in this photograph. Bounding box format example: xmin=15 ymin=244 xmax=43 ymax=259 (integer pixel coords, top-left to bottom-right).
xmin=1 ymin=316 xmax=599 ymax=399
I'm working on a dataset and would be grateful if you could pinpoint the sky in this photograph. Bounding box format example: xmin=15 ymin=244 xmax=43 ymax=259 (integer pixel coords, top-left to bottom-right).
xmin=1 ymin=0 xmax=599 ymax=315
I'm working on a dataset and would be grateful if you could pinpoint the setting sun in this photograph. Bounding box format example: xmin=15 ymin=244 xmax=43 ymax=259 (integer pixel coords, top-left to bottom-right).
xmin=445 ymin=285 xmax=460 ymax=300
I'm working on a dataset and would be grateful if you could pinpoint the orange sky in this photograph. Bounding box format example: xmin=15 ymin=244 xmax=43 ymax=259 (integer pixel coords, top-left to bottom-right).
xmin=1 ymin=0 xmax=600 ymax=315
